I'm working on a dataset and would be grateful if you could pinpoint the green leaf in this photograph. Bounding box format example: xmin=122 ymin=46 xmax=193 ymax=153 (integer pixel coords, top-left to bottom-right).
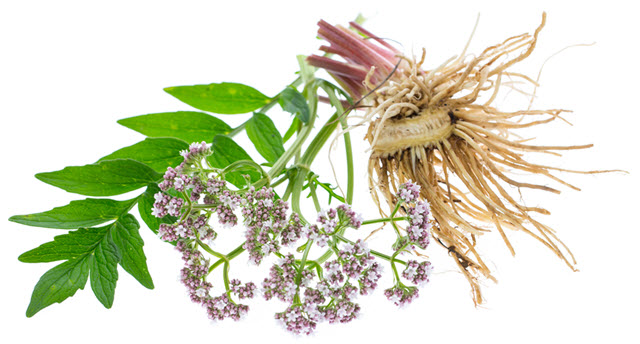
xmin=206 ymin=135 xmax=261 ymax=188
xmin=118 ymin=111 xmax=232 ymax=144
xmin=164 ymin=82 xmax=271 ymax=114
xmin=283 ymin=117 xmax=300 ymax=144
xmin=35 ymin=159 xmax=161 ymax=197
xmin=138 ymin=184 xmax=177 ymax=234
xmin=279 ymin=87 xmax=310 ymax=124
xmin=90 ymin=235 xmax=119 ymax=308
xmin=21 ymin=213 xmax=148 ymax=315
xmin=9 ymin=198 xmax=137 ymax=229
xmin=26 ymin=257 xmax=90 ymax=317
xmin=110 ymin=214 xmax=154 ymax=289
xmin=19 ymin=226 xmax=110 ymax=263
xmin=245 ymin=113 xmax=284 ymax=164
xmin=98 ymin=137 xmax=189 ymax=173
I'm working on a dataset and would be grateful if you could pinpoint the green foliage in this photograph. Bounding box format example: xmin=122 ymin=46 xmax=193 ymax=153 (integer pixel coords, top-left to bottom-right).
xmin=25 ymin=257 xmax=90 ymax=317
xmin=207 ymin=135 xmax=261 ymax=187
xmin=278 ymin=87 xmax=310 ymax=124
xmin=117 ymin=111 xmax=231 ymax=143
xmin=245 ymin=113 xmax=284 ymax=164
xmin=21 ymin=214 xmax=152 ymax=316
xmin=164 ymin=82 xmax=271 ymax=114
xmin=35 ymin=159 xmax=161 ymax=196
xmin=282 ymin=117 xmax=300 ymax=144
xmin=10 ymin=198 xmax=137 ymax=229
xmin=98 ymin=137 xmax=189 ymax=173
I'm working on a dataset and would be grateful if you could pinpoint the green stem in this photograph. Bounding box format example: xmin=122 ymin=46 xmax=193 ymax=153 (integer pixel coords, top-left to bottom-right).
xmin=223 ymin=262 xmax=231 ymax=291
xmin=341 ymin=117 xmax=354 ymax=205
xmin=296 ymin=239 xmax=313 ymax=285
xmin=290 ymin=166 xmax=310 ymax=222
xmin=361 ymin=216 xmax=410 ymax=225
xmin=390 ymin=242 xmax=410 ymax=282
xmin=317 ymin=82 xmax=354 ymax=205
xmin=197 ymin=239 xmax=227 ymax=262
xmin=299 ymin=112 xmax=339 ymax=167
xmin=227 ymin=121 xmax=247 ymax=138
xmin=308 ymin=177 xmax=321 ymax=212
xmin=208 ymin=242 xmax=246 ymax=273
xmin=389 ymin=202 xmax=403 ymax=238
xmin=268 ymin=86 xmax=317 ymax=180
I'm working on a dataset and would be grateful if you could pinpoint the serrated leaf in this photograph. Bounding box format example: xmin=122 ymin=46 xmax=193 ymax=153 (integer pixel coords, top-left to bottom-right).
xmin=98 ymin=137 xmax=189 ymax=173
xmin=10 ymin=198 xmax=137 ymax=229
xmin=138 ymin=183 xmax=177 ymax=234
xmin=245 ymin=113 xmax=284 ymax=164
xmin=206 ymin=135 xmax=261 ymax=188
xmin=110 ymin=214 xmax=154 ymax=289
xmin=19 ymin=226 xmax=110 ymax=263
xmin=35 ymin=159 xmax=161 ymax=197
xmin=117 ymin=111 xmax=231 ymax=143
xmin=26 ymin=257 xmax=90 ymax=317
xmin=90 ymin=235 xmax=119 ymax=308
xmin=20 ymin=209 xmax=152 ymax=315
xmin=164 ymin=82 xmax=271 ymax=114
xmin=279 ymin=87 xmax=310 ymax=124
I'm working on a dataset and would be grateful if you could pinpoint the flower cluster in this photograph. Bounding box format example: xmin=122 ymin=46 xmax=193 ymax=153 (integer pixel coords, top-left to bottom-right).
xmin=303 ymin=205 xmax=364 ymax=248
xmin=149 ymin=141 xmax=434 ymax=334
xmin=157 ymin=214 xmax=216 ymax=243
xmin=268 ymin=236 xmax=382 ymax=335
xmin=263 ymin=254 xmax=313 ymax=302
xmin=392 ymin=182 xmax=432 ymax=251
xmin=241 ymin=187 xmax=303 ymax=265
xmin=179 ymin=141 xmax=213 ymax=167
xmin=174 ymin=234 xmax=256 ymax=321
xmin=406 ymin=201 xmax=431 ymax=249
xmin=402 ymin=260 xmax=433 ymax=285
xmin=397 ymin=180 xmax=421 ymax=203
xmin=152 ymin=189 xmax=184 ymax=218
xmin=384 ymin=285 xmax=419 ymax=307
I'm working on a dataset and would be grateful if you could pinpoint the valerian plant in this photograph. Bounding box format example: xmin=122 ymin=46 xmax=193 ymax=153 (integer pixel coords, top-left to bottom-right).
xmin=10 ymin=31 xmax=433 ymax=335
xmin=10 ymin=14 xmax=614 ymax=335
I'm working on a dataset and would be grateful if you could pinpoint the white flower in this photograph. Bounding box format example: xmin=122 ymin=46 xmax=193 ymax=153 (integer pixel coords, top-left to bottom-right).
xmin=151 ymin=206 xmax=163 ymax=218
xmin=315 ymin=235 xmax=329 ymax=247
xmin=389 ymin=293 xmax=401 ymax=305
xmin=175 ymin=224 xmax=187 ymax=237
xmin=341 ymin=243 xmax=354 ymax=254
xmin=261 ymin=243 xmax=273 ymax=255
xmin=404 ymin=266 xmax=417 ymax=279
xmin=284 ymin=282 xmax=297 ymax=301
xmin=285 ymin=308 xmax=299 ymax=322
xmin=410 ymin=212 xmax=424 ymax=224
xmin=317 ymin=282 xmax=330 ymax=297
xmin=153 ymin=192 xmax=165 ymax=202
xmin=195 ymin=287 xmax=208 ymax=298
xmin=410 ymin=225 xmax=423 ymax=237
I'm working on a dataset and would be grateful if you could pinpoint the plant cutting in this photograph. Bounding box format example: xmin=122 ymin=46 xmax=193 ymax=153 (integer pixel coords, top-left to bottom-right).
xmin=9 ymin=12 xmax=617 ymax=335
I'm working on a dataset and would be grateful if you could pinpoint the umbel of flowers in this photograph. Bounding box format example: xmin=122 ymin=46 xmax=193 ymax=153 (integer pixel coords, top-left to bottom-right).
xmin=151 ymin=142 xmax=433 ymax=334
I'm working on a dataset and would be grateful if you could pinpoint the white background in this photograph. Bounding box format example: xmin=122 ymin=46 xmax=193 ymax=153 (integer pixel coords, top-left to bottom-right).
xmin=2 ymin=1 xmax=639 ymax=343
